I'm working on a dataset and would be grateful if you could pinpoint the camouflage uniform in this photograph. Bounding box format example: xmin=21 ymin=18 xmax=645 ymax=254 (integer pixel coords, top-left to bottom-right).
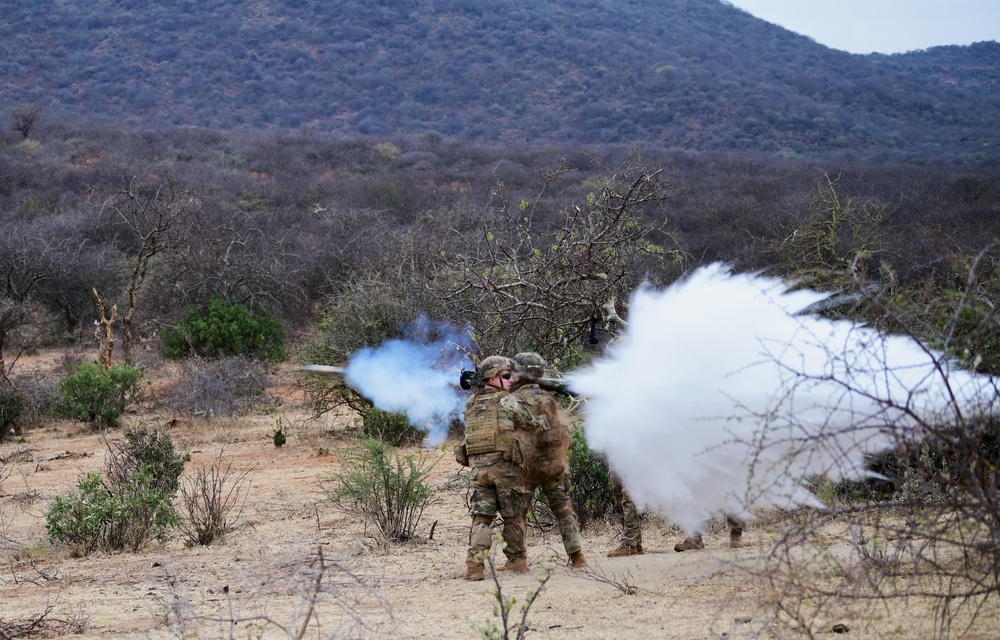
xmin=464 ymin=386 xmax=541 ymax=571
xmin=539 ymin=472 xmax=582 ymax=555
xmin=513 ymin=383 xmax=583 ymax=557
xmin=610 ymin=471 xmax=643 ymax=550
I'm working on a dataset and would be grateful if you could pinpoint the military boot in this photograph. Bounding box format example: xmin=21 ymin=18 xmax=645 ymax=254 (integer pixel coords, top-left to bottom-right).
xmin=568 ymin=550 xmax=588 ymax=568
xmin=495 ymin=559 xmax=527 ymax=572
xmin=464 ymin=560 xmax=485 ymax=581
xmin=674 ymin=535 xmax=705 ymax=552
xmin=730 ymin=527 xmax=744 ymax=548
xmin=606 ymin=543 xmax=643 ymax=557
xmin=506 ymin=557 xmax=530 ymax=574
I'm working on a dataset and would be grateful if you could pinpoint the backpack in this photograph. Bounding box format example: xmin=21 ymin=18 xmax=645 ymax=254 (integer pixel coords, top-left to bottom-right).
xmin=513 ymin=387 xmax=570 ymax=485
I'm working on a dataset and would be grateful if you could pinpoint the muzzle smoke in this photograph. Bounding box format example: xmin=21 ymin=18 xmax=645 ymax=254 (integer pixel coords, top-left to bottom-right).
xmin=344 ymin=316 xmax=474 ymax=446
xmin=567 ymin=263 xmax=997 ymax=535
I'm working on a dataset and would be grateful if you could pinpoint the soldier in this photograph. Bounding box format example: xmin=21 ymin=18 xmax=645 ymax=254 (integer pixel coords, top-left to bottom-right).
xmin=674 ymin=514 xmax=744 ymax=551
xmin=607 ymin=471 xmax=644 ymax=556
xmin=457 ymin=355 xmax=542 ymax=581
xmin=509 ymin=352 xmax=588 ymax=569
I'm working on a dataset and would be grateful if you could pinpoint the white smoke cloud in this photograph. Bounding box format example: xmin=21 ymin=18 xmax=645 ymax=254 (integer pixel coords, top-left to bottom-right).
xmin=567 ymin=263 xmax=997 ymax=535
xmin=344 ymin=316 xmax=474 ymax=447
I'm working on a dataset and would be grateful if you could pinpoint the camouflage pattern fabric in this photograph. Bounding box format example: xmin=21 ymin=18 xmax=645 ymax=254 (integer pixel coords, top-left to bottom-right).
xmin=467 ymin=453 xmax=533 ymax=562
xmin=514 ymin=382 xmax=582 ymax=556
xmin=512 ymin=385 xmax=570 ymax=484
xmin=538 ymin=471 xmax=582 ymax=555
xmin=610 ymin=471 xmax=643 ymax=547
xmin=463 ymin=388 xmax=541 ymax=566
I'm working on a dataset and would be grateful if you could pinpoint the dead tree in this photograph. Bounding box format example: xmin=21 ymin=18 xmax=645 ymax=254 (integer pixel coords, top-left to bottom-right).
xmin=93 ymin=288 xmax=116 ymax=370
xmin=9 ymin=104 xmax=41 ymax=139
xmin=100 ymin=176 xmax=201 ymax=365
xmin=435 ymin=147 xmax=681 ymax=364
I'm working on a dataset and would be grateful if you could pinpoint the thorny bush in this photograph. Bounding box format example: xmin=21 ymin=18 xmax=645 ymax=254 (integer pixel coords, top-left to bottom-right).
xmin=46 ymin=425 xmax=187 ymax=554
xmin=326 ymin=439 xmax=439 ymax=543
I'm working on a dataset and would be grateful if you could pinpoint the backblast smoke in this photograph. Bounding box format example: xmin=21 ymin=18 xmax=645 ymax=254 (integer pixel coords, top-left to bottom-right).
xmin=343 ymin=316 xmax=474 ymax=447
xmin=567 ymin=263 xmax=998 ymax=536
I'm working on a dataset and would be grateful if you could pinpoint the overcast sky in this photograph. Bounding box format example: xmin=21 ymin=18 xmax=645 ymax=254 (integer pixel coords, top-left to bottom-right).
xmin=724 ymin=1 xmax=1000 ymax=54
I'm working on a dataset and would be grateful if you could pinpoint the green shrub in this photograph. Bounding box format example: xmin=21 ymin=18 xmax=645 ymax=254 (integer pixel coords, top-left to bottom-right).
xmin=46 ymin=470 xmax=179 ymax=554
xmin=50 ymin=362 xmax=145 ymax=429
xmin=0 ymin=385 xmax=24 ymax=440
xmin=160 ymin=296 xmax=286 ymax=362
xmin=567 ymin=425 xmax=614 ymax=529
xmin=326 ymin=439 xmax=438 ymax=542
xmin=45 ymin=425 xmax=187 ymax=554
xmin=356 ymin=407 xmax=423 ymax=446
xmin=105 ymin=425 xmax=189 ymax=497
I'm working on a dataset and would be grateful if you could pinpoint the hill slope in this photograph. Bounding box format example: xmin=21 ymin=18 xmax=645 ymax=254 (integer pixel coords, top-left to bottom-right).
xmin=1 ymin=0 xmax=998 ymax=156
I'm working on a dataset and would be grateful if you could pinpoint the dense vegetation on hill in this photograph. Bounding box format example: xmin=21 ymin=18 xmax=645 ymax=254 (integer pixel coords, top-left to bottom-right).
xmin=2 ymin=0 xmax=998 ymax=157
xmin=1 ymin=119 xmax=997 ymax=345
xmin=0 ymin=0 xmax=997 ymax=364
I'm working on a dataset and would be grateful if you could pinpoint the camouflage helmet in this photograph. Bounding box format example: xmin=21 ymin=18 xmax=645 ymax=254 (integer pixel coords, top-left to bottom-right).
xmin=475 ymin=355 xmax=512 ymax=381
xmin=512 ymin=352 xmax=546 ymax=379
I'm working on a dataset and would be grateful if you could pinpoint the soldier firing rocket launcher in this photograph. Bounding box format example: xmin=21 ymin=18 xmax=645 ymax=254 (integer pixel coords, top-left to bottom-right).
xmin=457 ymin=367 xmax=575 ymax=395
xmin=299 ymin=364 xmax=576 ymax=396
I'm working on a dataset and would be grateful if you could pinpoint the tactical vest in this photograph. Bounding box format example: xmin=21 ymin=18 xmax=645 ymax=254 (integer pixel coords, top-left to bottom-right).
xmin=464 ymin=391 xmax=501 ymax=455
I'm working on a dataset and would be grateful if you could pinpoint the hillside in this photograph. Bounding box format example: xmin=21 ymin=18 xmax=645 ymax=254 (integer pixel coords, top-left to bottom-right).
xmin=868 ymin=41 xmax=1000 ymax=97
xmin=1 ymin=0 xmax=998 ymax=157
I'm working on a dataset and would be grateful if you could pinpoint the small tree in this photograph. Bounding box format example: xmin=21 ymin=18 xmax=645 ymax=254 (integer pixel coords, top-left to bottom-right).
xmin=0 ymin=296 xmax=34 ymax=388
xmin=771 ymin=170 xmax=892 ymax=291
xmin=435 ymin=148 xmax=679 ymax=365
xmin=100 ymin=176 xmax=202 ymax=365
xmin=10 ymin=104 xmax=41 ymax=139
xmin=92 ymin=288 xmax=116 ymax=369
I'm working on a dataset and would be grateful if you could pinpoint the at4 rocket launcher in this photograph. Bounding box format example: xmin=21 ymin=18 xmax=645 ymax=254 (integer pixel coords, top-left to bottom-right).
xmin=458 ymin=368 xmax=575 ymax=396
xmin=301 ymin=365 xmax=575 ymax=396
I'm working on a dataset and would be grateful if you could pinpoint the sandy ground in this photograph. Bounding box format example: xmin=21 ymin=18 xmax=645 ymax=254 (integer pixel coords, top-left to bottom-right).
xmin=1 ymin=355 xmax=997 ymax=639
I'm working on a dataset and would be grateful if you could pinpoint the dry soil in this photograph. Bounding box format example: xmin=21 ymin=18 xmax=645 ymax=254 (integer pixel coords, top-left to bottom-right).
xmin=0 ymin=353 xmax=995 ymax=639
